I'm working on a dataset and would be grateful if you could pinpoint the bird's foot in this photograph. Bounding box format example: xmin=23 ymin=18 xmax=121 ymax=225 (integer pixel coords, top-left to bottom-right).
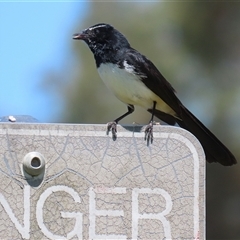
xmin=144 ymin=121 xmax=154 ymax=146
xmin=106 ymin=122 xmax=117 ymax=141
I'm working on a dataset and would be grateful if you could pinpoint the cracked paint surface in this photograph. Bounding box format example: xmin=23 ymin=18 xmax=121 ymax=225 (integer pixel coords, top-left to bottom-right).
xmin=0 ymin=124 xmax=205 ymax=239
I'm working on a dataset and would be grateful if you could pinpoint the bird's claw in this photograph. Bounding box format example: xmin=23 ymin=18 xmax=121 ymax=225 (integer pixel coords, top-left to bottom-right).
xmin=144 ymin=122 xmax=154 ymax=146
xmin=107 ymin=122 xmax=117 ymax=141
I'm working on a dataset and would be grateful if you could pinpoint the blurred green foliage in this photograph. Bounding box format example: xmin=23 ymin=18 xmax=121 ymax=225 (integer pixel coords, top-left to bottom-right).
xmin=47 ymin=2 xmax=240 ymax=239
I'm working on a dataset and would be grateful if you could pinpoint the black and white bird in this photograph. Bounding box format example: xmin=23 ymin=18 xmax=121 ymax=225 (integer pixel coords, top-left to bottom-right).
xmin=73 ymin=23 xmax=237 ymax=166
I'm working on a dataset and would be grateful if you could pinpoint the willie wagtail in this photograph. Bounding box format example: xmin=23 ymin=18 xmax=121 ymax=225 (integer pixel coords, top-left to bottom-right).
xmin=73 ymin=23 xmax=237 ymax=166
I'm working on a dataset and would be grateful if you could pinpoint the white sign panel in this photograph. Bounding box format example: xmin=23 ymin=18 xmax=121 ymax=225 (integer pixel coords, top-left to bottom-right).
xmin=0 ymin=124 xmax=205 ymax=239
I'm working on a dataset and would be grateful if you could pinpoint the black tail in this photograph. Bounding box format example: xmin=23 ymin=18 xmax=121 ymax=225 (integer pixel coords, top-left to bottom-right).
xmin=168 ymin=106 xmax=237 ymax=166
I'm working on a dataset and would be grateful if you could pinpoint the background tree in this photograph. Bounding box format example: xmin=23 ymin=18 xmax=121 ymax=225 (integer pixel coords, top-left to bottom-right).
xmin=46 ymin=2 xmax=240 ymax=238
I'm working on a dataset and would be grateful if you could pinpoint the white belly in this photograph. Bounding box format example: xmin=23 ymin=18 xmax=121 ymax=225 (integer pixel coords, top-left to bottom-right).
xmin=98 ymin=63 xmax=176 ymax=116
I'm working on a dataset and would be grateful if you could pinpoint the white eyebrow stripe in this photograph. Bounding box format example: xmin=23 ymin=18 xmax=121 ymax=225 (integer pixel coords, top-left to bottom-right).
xmin=88 ymin=24 xmax=107 ymax=31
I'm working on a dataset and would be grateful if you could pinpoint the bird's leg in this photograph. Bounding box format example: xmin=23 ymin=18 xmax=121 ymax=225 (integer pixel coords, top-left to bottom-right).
xmin=107 ymin=105 xmax=134 ymax=141
xmin=145 ymin=101 xmax=157 ymax=145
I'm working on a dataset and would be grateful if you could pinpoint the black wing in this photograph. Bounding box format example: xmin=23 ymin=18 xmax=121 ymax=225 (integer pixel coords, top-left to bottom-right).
xmin=123 ymin=48 xmax=183 ymax=117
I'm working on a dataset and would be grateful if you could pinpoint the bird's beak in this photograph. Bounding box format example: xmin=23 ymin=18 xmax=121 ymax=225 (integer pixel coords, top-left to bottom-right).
xmin=72 ymin=32 xmax=88 ymax=40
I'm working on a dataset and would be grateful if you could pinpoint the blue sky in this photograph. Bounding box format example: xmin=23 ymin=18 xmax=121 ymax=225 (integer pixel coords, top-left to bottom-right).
xmin=0 ymin=1 xmax=88 ymax=122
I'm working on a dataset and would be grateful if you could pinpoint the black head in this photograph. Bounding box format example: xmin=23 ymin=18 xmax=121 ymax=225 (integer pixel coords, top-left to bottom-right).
xmin=73 ymin=23 xmax=130 ymax=57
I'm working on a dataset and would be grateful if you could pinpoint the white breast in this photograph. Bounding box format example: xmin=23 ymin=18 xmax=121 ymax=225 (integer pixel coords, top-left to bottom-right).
xmin=98 ymin=63 xmax=176 ymax=116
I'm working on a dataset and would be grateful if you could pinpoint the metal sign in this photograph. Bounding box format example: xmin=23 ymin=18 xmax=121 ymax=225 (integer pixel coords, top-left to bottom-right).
xmin=0 ymin=124 xmax=205 ymax=239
